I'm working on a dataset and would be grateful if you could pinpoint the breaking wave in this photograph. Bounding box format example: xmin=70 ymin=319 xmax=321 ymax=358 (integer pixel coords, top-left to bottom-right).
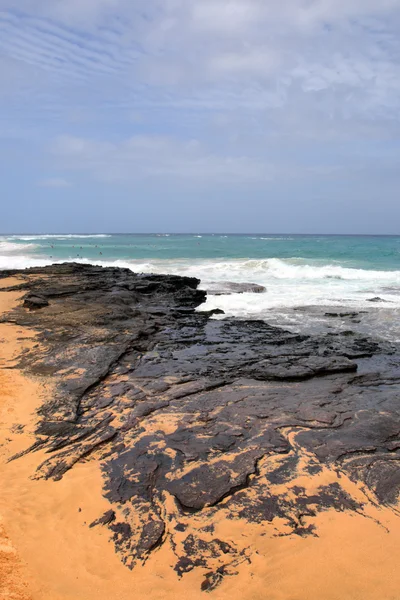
xmin=91 ymin=257 xmax=400 ymax=285
xmin=7 ymin=234 xmax=111 ymax=241
xmin=1 ymin=250 xmax=400 ymax=323
xmin=0 ymin=241 xmax=38 ymax=253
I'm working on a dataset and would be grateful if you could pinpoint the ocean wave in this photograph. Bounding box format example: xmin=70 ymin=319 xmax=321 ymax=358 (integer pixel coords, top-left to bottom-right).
xmin=106 ymin=257 xmax=400 ymax=284
xmin=1 ymin=251 xmax=400 ymax=341
xmin=7 ymin=234 xmax=111 ymax=241
xmin=250 ymin=237 xmax=294 ymax=241
xmin=0 ymin=241 xmax=38 ymax=253
xmin=2 ymin=254 xmax=400 ymax=315
xmin=2 ymin=253 xmax=400 ymax=283
xmin=0 ymin=255 xmax=53 ymax=270
xmin=257 ymin=258 xmax=400 ymax=281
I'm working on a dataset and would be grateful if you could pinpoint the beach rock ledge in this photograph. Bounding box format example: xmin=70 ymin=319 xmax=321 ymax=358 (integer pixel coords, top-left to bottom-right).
xmin=1 ymin=263 xmax=400 ymax=591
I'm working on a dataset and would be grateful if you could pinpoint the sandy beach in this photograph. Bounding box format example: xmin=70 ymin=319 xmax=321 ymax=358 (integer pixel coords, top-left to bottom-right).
xmin=2 ymin=268 xmax=400 ymax=600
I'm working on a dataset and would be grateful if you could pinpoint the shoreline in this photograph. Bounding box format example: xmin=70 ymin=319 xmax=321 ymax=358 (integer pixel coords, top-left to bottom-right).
xmin=1 ymin=264 xmax=400 ymax=599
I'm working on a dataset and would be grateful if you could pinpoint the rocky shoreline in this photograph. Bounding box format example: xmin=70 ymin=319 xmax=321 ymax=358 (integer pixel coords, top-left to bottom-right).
xmin=2 ymin=263 xmax=400 ymax=593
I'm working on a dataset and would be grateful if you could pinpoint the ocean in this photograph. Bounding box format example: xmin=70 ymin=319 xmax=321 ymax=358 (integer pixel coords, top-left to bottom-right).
xmin=2 ymin=233 xmax=400 ymax=340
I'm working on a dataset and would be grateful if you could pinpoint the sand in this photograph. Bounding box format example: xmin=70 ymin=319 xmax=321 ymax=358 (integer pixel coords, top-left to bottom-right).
xmin=1 ymin=281 xmax=400 ymax=600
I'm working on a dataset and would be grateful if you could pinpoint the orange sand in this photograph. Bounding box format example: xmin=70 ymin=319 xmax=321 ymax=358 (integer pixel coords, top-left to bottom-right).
xmin=1 ymin=281 xmax=400 ymax=600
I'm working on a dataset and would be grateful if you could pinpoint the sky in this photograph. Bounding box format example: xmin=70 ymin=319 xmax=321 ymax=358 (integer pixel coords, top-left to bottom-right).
xmin=1 ymin=0 xmax=400 ymax=234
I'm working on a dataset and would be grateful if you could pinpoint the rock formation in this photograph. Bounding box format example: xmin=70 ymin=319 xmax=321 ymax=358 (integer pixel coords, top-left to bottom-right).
xmin=1 ymin=263 xmax=400 ymax=591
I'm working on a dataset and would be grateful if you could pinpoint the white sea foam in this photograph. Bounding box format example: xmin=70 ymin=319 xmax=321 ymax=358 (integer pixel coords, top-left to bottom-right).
xmin=96 ymin=258 xmax=400 ymax=316
xmin=0 ymin=255 xmax=54 ymax=270
xmin=7 ymin=234 xmax=111 ymax=241
xmin=0 ymin=241 xmax=38 ymax=253
xmin=2 ymin=252 xmax=400 ymax=331
xmin=251 ymin=237 xmax=295 ymax=241
xmin=99 ymin=257 xmax=400 ymax=285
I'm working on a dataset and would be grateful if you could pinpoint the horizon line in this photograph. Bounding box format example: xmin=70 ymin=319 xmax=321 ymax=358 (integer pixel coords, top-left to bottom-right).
xmin=2 ymin=232 xmax=400 ymax=237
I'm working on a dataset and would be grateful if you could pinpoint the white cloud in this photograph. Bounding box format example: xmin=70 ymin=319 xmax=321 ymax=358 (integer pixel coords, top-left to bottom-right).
xmin=1 ymin=0 xmax=400 ymax=201
xmin=1 ymin=0 xmax=399 ymax=120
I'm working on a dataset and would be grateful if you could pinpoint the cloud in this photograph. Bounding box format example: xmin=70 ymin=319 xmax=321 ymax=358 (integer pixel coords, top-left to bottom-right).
xmin=1 ymin=0 xmax=400 ymax=220
xmin=1 ymin=2 xmax=399 ymax=116
xmin=191 ymin=1 xmax=264 ymax=34
xmin=0 ymin=0 xmax=398 ymax=133
xmin=37 ymin=177 xmax=71 ymax=188
xmin=51 ymin=134 xmax=273 ymax=184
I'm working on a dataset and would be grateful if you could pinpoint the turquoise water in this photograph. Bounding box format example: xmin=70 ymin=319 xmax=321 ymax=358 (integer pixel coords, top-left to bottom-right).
xmin=3 ymin=233 xmax=400 ymax=270
xmin=2 ymin=233 xmax=400 ymax=340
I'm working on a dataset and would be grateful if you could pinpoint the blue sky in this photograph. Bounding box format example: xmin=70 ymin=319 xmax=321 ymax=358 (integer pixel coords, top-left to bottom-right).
xmin=1 ymin=0 xmax=400 ymax=233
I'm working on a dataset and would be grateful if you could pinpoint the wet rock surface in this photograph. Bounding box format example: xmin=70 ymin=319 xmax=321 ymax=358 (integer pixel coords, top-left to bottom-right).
xmin=2 ymin=263 xmax=400 ymax=590
xmin=206 ymin=281 xmax=266 ymax=295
